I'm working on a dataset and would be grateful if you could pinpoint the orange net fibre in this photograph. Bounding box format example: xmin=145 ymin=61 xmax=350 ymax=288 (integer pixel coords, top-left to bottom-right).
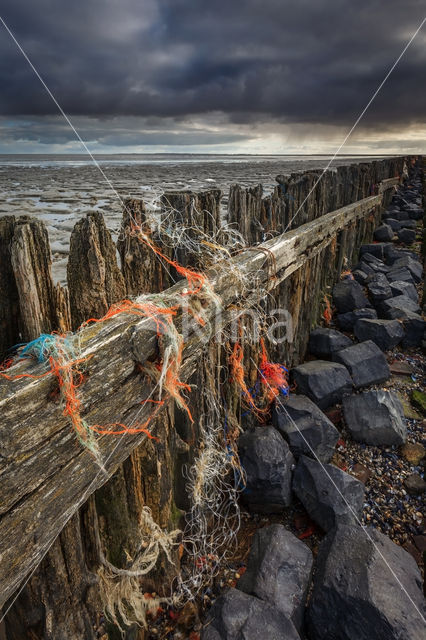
xmin=129 ymin=222 xmax=206 ymax=295
xmin=323 ymin=295 xmax=332 ymax=326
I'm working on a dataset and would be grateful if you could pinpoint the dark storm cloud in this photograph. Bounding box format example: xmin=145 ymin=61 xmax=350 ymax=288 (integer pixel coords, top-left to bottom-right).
xmin=0 ymin=0 xmax=425 ymax=145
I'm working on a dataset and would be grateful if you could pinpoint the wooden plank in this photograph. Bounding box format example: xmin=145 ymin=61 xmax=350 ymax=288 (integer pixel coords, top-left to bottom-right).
xmin=0 ymin=191 xmax=386 ymax=606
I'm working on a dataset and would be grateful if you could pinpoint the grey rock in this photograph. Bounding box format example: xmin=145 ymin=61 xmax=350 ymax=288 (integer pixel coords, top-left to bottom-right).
xmin=354 ymin=318 xmax=404 ymax=351
xmin=399 ymin=219 xmax=416 ymax=229
xmin=359 ymin=253 xmax=389 ymax=274
xmin=405 ymin=207 xmax=423 ymax=220
xmin=385 ymin=218 xmax=402 ymax=231
xmin=337 ymin=307 xmax=377 ymax=332
xmin=308 ymin=328 xmax=353 ymax=359
xmin=367 ymin=273 xmax=392 ymax=304
xmin=392 ymin=255 xmax=422 ymax=282
xmin=401 ymin=312 xmax=426 ymax=348
xmin=332 ymin=280 xmax=370 ymax=314
xmin=353 ymin=268 xmax=372 ymax=285
xmin=389 ymin=280 xmax=418 ymax=303
xmin=238 ymin=524 xmax=313 ymax=631
xmin=273 ymin=394 xmax=339 ymax=463
xmin=291 ymin=360 xmax=352 ymax=410
xmin=374 ymin=224 xmax=394 ymax=242
xmin=307 ymin=524 xmax=426 ymax=640
xmin=359 ymin=243 xmax=390 ymax=260
xmin=239 ymin=427 xmax=294 ymax=512
xmin=343 ymin=390 xmax=407 ymax=446
xmin=397 ymin=228 xmax=416 ymax=244
xmin=202 ymin=588 xmax=300 ymax=640
xmin=332 ymin=340 xmax=390 ymax=388
xmin=381 ymin=295 xmax=421 ymax=319
xmin=384 ymin=245 xmax=419 ymax=265
xmin=387 ymin=266 xmax=415 ymax=285
xmin=292 ymin=456 xmax=364 ymax=532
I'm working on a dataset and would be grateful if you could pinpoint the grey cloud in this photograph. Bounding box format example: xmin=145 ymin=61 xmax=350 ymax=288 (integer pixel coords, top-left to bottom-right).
xmin=0 ymin=0 xmax=424 ymax=148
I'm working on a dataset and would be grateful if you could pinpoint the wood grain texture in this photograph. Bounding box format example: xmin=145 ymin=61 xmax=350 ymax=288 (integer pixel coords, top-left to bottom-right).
xmin=0 ymin=182 xmax=399 ymax=608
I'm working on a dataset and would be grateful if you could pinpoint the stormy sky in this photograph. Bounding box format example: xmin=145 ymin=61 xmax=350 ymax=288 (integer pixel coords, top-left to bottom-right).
xmin=0 ymin=0 xmax=425 ymax=154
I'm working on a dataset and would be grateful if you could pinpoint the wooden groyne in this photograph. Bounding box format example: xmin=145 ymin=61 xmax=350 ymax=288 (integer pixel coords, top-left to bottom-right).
xmin=0 ymin=157 xmax=405 ymax=637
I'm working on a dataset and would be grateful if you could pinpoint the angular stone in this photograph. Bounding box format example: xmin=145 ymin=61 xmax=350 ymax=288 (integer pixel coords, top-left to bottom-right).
xmin=202 ymin=588 xmax=300 ymax=640
xmin=401 ymin=312 xmax=425 ymax=348
xmin=404 ymin=473 xmax=426 ymax=495
xmin=342 ymin=390 xmax=407 ymax=446
xmin=332 ymin=280 xmax=370 ymax=314
xmin=387 ymin=266 xmax=415 ymax=285
xmin=354 ymin=318 xmax=404 ymax=351
xmin=359 ymin=253 xmax=389 ymax=274
xmin=381 ymin=295 xmax=421 ymax=319
xmin=405 ymin=207 xmax=423 ymax=220
xmin=391 ymin=256 xmax=422 ymax=283
xmin=401 ymin=443 xmax=425 ymax=465
xmin=352 ymin=268 xmax=371 ymax=285
xmin=332 ymin=340 xmax=390 ymax=388
xmin=359 ymin=243 xmax=390 ymax=260
xmin=307 ymin=524 xmax=426 ymax=640
xmin=239 ymin=426 xmax=294 ymax=512
xmin=397 ymin=228 xmax=416 ymax=244
xmin=389 ymin=280 xmax=418 ymax=303
xmin=308 ymin=328 xmax=353 ymax=359
xmin=291 ymin=360 xmax=352 ymax=410
xmin=336 ymin=307 xmax=377 ymax=332
xmin=399 ymin=219 xmax=416 ymax=229
xmin=237 ymin=524 xmax=313 ymax=631
xmin=374 ymin=224 xmax=394 ymax=242
xmin=385 ymin=218 xmax=402 ymax=231
xmin=292 ymin=456 xmax=364 ymax=532
xmin=273 ymin=395 xmax=339 ymax=463
xmin=367 ymin=273 xmax=392 ymax=303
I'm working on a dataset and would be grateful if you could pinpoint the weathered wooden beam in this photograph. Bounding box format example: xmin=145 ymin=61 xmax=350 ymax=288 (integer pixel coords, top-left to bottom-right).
xmin=0 ymin=190 xmax=390 ymax=607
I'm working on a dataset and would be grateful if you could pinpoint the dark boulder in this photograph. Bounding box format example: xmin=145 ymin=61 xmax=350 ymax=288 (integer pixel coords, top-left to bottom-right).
xmin=332 ymin=280 xmax=370 ymax=314
xmin=381 ymin=295 xmax=421 ymax=319
xmin=292 ymin=456 xmax=364 ymax=532
xmin=385 ymin=218 xmax=402 ymax=232
xmin=401 ymin=312 xmax=426 ymax=348
xmin=337 ymin=307 xmax=377 ymax=332
xmin=273 ymin=394 xmax=339 ymax=463
xmin=359 ymin=243 xmax=390 ymax=260
xmin=389 ymin=280 xmax=418 ymax=303
xmin=384 ymin=245 xmax=419 ymax=265
xmin=391 ymin=255 xmax=422 ymax=282
xmin=397 ymin=228 xmax=416 ymax=245
xmin=342 ymin=390 xmax=407 ymax=446
xmin=399 ymin=219 xmax=416 ymax=229
xmin=353 ymin=318 xmax=404 ymax=351
xmin=306 ymin=524 xmax=426 ymax=640
xmin=239 ymin=426 xmax=294 ymax=512
xmin=373 ymin=224 xmax=394 ymax=242
xmin=291 ymin=360 xmax=352 ymax=410
xmin=202 ymin=588 xmax=300 ymax=640
xmin=387 ymin=266 xmax=415 ymax=285
xmin=238 ymin=524 xmax=313 ymax=631
xmin=367 ymin=273 xmax=392 ymax=304
xmin=332 ymin=340 xmax=390 ymax=388
xmin=353 ymin=268 xmax=372 ymax=285
xmin=404 ymin=473 xmax=426 ymax=496
xmin=308 ymin=328 xmax=353 ymax=359
xmin=359 ymin=253 xmax=389 ymax=274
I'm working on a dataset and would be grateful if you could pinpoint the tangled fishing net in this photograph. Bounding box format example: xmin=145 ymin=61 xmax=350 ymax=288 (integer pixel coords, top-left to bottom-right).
xmin=0 ymin=192 xmax=290 ymax=631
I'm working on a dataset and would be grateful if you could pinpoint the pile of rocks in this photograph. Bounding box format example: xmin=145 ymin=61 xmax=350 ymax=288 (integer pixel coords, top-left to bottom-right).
xmin=201 ymin=164 xmax=425 ymax=639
